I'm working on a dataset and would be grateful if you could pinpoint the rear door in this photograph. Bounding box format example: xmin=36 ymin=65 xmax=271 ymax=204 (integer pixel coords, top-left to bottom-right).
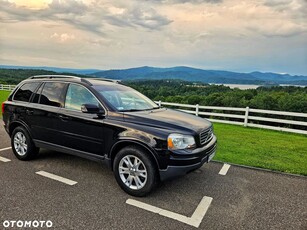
xmin=56 ymin=83 xmax=105 ymax=155
xmin=27 ymin=81 xmax=67 ymax=145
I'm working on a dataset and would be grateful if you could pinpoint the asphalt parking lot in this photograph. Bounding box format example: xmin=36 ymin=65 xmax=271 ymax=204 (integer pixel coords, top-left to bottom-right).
xmin=0 ymin=125 xmax=306 ymax=230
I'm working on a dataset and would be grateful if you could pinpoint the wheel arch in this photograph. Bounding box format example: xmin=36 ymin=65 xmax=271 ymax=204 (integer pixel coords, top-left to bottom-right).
xmin=9 ymin=121 xmax=32 ymax=138
xmin=109 ymin=140 xmax=160 ymax=173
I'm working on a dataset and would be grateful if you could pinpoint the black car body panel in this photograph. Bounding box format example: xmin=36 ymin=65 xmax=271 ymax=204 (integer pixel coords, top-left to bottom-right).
xmin=124 ymin=108 xmax=211 ymax=133
xmin=2 ymin=76 xmax=217 ymax=181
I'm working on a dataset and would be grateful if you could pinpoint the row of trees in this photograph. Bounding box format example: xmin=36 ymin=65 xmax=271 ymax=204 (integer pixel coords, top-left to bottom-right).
xmin=125 ymin=80 xmax=307 ymax=113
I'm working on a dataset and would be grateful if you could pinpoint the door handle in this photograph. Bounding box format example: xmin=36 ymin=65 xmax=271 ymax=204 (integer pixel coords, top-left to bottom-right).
xmin=58 ymin=114 xmax=70 ymax=121
xmin=26 ymin=109 xmax=34 ymax=115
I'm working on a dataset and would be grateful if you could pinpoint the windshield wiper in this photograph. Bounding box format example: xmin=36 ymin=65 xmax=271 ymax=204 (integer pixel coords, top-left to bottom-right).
xmin=121 ymin=107 xmax=160 ymax=112
xmin=121 ymin=109 xmax=144 ymax=112
xmin=141 ymin=107 xmax=161 ymax=111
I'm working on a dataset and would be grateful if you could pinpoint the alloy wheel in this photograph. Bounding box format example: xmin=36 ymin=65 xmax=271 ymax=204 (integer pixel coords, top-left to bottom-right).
xmin=13 ymin=132 xmax=28 ymax=156
xmin=118 ymin=155 xmax=148 ymax=190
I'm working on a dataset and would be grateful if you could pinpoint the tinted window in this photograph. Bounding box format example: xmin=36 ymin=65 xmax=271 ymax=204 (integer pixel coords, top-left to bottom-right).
xmin=65 ymin=84 xmax=100 ymax=111
xmin=13 ymin=83 xmax=40 ymax=102
xmin=40 ymin=82 xmax=66 ymax=107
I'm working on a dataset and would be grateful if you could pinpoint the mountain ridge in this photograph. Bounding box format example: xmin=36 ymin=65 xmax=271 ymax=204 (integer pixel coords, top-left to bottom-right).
xmin=91 ymin=66 xmax=307 ymax=85
xmin=1 ymin=65 xmax=306 ymax=85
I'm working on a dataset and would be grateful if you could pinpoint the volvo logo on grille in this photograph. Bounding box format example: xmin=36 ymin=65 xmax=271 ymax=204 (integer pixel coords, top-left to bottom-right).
xmin=200 ymin=128 xmax=213 ymax=145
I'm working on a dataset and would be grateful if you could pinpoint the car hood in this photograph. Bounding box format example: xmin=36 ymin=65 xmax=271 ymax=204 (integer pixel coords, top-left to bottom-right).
xmin=123 ymin=108 xmax=211 ymax=134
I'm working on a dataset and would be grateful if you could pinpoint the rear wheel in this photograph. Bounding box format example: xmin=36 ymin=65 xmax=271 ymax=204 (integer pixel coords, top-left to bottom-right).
xmin=113 ymin=146 xmax=157 ymax=197
xmin=11 ymin=126 xmax=39 ymax=160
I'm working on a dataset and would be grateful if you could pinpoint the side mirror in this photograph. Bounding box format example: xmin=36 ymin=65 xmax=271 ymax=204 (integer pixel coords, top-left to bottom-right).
xmin=81 ymin=104 xmax=105 ymax=116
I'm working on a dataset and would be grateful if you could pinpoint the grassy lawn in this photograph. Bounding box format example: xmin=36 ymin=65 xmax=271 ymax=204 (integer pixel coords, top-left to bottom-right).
xmin=213 ymin=123 xmax=307 ymax=176
xmin=0 ymin=90 xmax=11 ymax=117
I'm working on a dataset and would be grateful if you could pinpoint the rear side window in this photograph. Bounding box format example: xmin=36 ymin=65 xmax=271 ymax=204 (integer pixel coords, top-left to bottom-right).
xmin=39 ymin=82 xmax=66 ymax=107
xmin=13 ymin=83 xmax=40 ymax=102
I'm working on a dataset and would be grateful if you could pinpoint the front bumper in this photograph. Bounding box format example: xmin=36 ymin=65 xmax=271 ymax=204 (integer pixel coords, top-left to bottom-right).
xmin=159 ymin=135 xmax=217 ymax=181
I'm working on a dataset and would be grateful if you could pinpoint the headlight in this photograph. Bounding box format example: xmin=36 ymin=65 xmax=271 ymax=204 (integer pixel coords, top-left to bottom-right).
xmin=167 ymin=134 xmax=196 ymax=150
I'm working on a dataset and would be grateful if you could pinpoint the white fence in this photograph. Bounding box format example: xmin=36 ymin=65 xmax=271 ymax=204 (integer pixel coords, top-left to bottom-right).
xmin=0 ymin=84 xmax=16 ymax=91
xmin=0 ymin=85 xmax=306 ymax=135
xmin=155 ymin=101 xmax=307 ymax=135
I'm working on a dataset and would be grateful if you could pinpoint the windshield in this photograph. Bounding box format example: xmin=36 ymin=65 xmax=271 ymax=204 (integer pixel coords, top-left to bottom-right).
xmin=93 ymin=84 xmax=159 ymax=112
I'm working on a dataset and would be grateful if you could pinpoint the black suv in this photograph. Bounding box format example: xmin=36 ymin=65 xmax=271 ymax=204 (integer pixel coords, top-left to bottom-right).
xmin=2 ymin=75 xmax=217 ymax=196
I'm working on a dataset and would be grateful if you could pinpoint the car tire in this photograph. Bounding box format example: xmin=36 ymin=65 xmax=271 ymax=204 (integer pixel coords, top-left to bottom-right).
xmin=11 ymin=126 xmax=39 ymax=161
xmin=113 ymin=146 xmax=157 ymax=197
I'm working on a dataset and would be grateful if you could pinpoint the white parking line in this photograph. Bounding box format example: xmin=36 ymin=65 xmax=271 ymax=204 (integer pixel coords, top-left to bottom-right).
xmin=35 ymin=171 xmax=78 ymax=186
xmin=0 ymin=156 xmax=11 ymax=162
xmin=126 ymin=196 xmax=213 ymax=228
xmin=219 ymin=163 xmax=231 ymax=175
xmin=0 ymin=147 xmax=12 ymax=152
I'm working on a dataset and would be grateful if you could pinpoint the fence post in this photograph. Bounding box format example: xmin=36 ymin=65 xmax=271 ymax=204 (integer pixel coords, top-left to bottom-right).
xmin=195 ymin=104 xmax=199 ymax=116
xmin=244 ymin=107 xmax=249 ymax=127
xmin=158 ymin=100 xmax=161 ymax=107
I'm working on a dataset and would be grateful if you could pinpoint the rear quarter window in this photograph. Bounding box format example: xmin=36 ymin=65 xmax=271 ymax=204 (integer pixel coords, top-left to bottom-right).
xmin=13 ymin=82 xmax=40 ymax=102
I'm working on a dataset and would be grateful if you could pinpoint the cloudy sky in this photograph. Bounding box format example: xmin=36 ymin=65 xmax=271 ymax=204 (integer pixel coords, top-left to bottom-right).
xmin=0 ymin=0 xmax=306 ymax=75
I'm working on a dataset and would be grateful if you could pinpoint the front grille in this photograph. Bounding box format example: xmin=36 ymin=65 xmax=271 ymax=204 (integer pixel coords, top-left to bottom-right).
xmin=199 ymin=127 xmax=213 ymax=145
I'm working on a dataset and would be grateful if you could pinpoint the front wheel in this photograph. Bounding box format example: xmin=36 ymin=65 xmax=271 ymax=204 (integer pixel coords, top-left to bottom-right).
xmin=11 ymin=126 xmax=39 ymax=160
xmin=113 ymin=146 xmax=157 ymax=197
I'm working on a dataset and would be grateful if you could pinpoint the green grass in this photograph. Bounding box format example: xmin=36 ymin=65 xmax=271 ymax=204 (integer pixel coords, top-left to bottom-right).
xmin=0 ymin=90 xmax=11 ymax=117
xmin=213 ymin=123 xmax=307 ymax=176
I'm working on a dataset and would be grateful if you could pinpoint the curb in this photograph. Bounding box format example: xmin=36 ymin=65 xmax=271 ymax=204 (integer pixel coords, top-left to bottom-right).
xmin=212 ymin=160 xmax=307 ymax=179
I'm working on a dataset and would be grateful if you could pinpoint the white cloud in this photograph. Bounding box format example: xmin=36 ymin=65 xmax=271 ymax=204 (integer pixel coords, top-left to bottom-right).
xmin=145 ymin=0 xmax=222 ymax=4
xmin=50 ymin=33 xmax=75 ymax=42
xmin=0 ymin=0 xmax=172 ymax=33
xmin=0 ymin=0 xmax=306 ymax=75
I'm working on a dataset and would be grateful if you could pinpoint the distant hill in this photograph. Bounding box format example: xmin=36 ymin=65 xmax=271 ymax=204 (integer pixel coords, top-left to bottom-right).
xmin=1 ymin=65 xmax=306 ymax=85
xmin=91 ymin=66 xmax=307 ymax=85
xmin=0 ymin=65 xmax=100 ymax=75
xmin=0 ymin=69 xmax=88 ymax=84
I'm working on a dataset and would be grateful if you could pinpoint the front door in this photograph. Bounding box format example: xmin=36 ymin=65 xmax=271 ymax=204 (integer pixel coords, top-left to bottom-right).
xmin=57 ymin=83 xmax=105 ymax=155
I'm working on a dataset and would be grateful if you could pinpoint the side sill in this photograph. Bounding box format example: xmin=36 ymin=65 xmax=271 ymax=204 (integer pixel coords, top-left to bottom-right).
xmin=33 ymin=140 xmax=105 ymax=162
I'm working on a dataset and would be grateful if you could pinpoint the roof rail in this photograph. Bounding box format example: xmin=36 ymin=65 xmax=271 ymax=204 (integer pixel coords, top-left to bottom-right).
xmin=27 ymin=75 xmax=120 ymax=85
xmin=28 ymin=75 xmax=81 ymax=80
xmin=88 ymin=78 xmax=121 ymax=84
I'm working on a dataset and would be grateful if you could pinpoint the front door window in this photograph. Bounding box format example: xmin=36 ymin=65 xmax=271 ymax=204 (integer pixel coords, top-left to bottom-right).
xmin=65 ymin=84 xmax=101 ymax=111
